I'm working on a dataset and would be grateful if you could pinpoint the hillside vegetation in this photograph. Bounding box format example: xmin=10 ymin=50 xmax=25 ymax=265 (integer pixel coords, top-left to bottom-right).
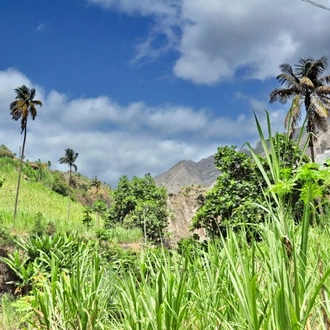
xmin=0 ymin=148 xmax=111 ymax=234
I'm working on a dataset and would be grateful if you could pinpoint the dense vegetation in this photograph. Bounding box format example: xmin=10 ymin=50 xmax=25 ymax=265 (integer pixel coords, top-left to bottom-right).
xmin=2 ymin=57 xmax=330 ymax=329
xmin=192 ymin=133 xmax=314 ymax=238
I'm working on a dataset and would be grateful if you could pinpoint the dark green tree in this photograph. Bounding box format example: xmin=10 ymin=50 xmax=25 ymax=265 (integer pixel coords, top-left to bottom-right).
xmin=59 ymin=148 xmax=79 ymax=221
xmin=192 ymin=134 xmax=310 ymax=238
xmin=270 ymin=56 xmax=330 ymax=162
xmin=106 ymin=174 xmax=169 ymax=243
xmin=10 ymin=85 xmax=42 ymax=221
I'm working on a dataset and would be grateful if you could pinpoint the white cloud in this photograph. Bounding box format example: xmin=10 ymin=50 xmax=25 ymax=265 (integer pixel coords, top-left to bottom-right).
xmin=36 ymin=23 xmax=48 ymax=32
xmin=0 ymin=69 xmax=285 ymax=187
xmin=88 ymin=0 xmax=330 ymax=84
xmin=87 ymin=0 xmax=179 ymax=16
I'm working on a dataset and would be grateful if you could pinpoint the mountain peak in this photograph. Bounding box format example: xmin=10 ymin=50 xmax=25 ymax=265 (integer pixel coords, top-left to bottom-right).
xmin=154 ymin=155 xmax=219 ymax=193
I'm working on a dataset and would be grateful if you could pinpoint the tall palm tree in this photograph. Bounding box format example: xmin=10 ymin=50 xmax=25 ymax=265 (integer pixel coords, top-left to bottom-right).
xmin=270 ymin=56 xmax=330 ymax=162
xmin=91 ymin=177 xmax=102 ymax=227
xmin=10 ymin=85 xmax=42 ymax=221
xmin=59 ymin=148 xmax=79 ymax=221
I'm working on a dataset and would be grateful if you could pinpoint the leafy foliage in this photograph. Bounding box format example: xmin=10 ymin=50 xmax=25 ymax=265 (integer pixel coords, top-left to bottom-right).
xmin=1 ymin=233 xmax=84 ymax=294
xmin=192 ymin=133 xmax=310 ymax=238
xmin=106 ymin=174 xmax=169 ymax=243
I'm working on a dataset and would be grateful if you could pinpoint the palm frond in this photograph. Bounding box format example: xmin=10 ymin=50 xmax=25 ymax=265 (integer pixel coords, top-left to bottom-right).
xmin=279 ymin=63 xmax=297 ymax=78
xmin=300 ymin=56 xmax=327 ymax=82
xmin=317 ymin=96 xmax=330 ymax=109
xmin=277 ymin=64 xmax=300 ymax=86
xmin=270 ymin=88 xmax=296 ymax=104
xmin=295 ymin=57 xmax=315 ymax=78
xmin=284 ymin=96 xmax=302 ymax=136
xmin=14 ymin=85 xmax=29 ymax=100
xmin=300 ymin=76 xmax=314 ymax=88
xmin=319 ymin=74 xmax=330 ymax=85
xmin=315 ymin=85 xmax=330 ymax=95
xmin=276 ymin=73 xmax=299 ymax=87
xmin=29 ymin=88 xmax=36 ymax=101
xmin=29 ymin=104 xmax=37 ymax=120
xmin=10 ymin=100 xmax=24 ymax=120
xmin=313 ymin=112 xmax=328 ymax=132
xmin=311 ymin=96 xmax=329 ymax=118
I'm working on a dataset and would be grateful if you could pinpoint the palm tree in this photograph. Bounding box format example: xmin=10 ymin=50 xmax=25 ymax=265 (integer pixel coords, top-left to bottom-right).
xmin=59 ymin=148 xmax=79 ymax=221
xmin=91 ymin=177 xmax=102 ymax=227
xmin=270 ymin=56 xmax=330 ymax=162
xmin=10 ymin=85 xmax=42 ymax=221
xmin=91 ymin=177 xmax=101 ymax=199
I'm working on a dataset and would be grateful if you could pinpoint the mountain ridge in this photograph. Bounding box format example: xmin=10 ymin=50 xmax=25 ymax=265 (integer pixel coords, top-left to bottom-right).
xmin=154 ymin=155 xmax=219 ymax=193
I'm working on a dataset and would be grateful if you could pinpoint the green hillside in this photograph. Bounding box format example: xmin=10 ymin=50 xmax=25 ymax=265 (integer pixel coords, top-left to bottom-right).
xmin=0 ymin=151 xmax=111 ymax=234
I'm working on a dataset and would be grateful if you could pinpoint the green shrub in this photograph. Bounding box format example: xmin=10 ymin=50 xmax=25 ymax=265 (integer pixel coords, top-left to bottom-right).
xmin=52 ymin=171 xmax=69 ymax=196
xmin=0 ymin=145 xmax=15 ymax=158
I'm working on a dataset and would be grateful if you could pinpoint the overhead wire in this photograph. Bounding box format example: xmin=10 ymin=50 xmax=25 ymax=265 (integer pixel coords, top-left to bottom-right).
xmin=301 ymin=0 xmax=330 ymax=11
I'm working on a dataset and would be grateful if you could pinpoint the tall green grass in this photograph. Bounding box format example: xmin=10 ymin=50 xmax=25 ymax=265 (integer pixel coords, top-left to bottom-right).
xmin=5 ymin=224 xmax=330 ymax=329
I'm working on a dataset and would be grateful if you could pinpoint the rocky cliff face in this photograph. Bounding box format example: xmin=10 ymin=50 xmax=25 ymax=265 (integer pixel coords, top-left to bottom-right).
xmin=167 ymin=185 xmax=207 ymax=242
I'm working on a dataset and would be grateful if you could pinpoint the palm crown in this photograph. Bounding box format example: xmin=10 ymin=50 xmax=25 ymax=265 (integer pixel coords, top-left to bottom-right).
xmin=59 ymin=149 xmax=79 ymax=172
xmin=270 ymin=56 xmax=330 ymax=162
xmin=10 ymin=85 xmax=43 ymax=133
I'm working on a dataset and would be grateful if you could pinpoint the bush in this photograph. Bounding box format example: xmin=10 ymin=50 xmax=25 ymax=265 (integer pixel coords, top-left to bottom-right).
xmin=52 ymin=171 xmax=69 ymax=196
xmin=0 ymin=145 xmax=15 ymax=158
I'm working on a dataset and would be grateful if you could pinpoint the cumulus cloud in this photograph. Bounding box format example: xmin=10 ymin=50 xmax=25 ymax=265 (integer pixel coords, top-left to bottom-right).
xmin=88 ymin=0 xmax=330 ymax=84
xmin=0 ymin=69 xmax=284 ymax=187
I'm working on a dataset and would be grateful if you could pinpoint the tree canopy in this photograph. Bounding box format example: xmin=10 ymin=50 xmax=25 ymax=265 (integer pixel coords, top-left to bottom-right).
xmin=106 ymin=174 xmax=169 ymax=243
xmin=192 ymin=134 xmax=310 ymax=238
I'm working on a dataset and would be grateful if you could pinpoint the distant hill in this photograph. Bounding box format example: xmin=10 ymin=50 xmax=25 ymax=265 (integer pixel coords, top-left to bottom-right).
xmin=154 ymin=155 xmax=220 ymax=193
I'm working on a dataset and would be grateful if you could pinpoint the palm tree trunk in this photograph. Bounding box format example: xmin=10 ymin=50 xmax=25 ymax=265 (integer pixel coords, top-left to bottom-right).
xmin=68 ymin=167 xmax=71 ymax=222
xmin=307 ymin=119 xmax=315 ymax=163
xmin=13 ymin=126 xmax=27 ymax=221
xmin=305 ymin=95 xmax=316 ymax=162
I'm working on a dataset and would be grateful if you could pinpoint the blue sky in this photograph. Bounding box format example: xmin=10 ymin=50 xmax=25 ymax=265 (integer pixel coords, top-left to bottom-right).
xmin=0 ymin=0 xmax=329 ymax=187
